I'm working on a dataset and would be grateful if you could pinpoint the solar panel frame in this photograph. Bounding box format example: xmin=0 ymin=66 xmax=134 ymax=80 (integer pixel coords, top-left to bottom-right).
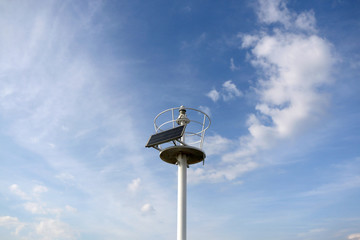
xmin=145 ymin=125 xmax=185 ymax=148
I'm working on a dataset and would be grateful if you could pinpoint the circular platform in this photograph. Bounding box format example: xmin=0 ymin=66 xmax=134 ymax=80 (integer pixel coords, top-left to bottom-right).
xmin=159 ymin=146 xmax=206 ymax=165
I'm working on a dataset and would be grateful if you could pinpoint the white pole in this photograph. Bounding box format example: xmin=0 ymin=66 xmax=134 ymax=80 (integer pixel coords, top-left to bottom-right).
xmin=176 ymin=105 xmax=189 ymax=240
xmin=177 ymin=153 xmax=187 ymax=240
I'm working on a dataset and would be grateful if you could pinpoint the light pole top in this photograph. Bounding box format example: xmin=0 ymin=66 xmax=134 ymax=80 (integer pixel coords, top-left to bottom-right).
xmin=148 ymin=105 xmax=210 ymax=153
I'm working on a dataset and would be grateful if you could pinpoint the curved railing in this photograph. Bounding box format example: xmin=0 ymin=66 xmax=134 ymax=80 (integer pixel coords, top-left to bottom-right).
xmin=153 ymin=107 xmax=211 ymax=149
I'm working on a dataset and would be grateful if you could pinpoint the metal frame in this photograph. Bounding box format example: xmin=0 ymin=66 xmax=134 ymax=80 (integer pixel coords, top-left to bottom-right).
xmin=153 ymin=107 xmax=211 ymax=150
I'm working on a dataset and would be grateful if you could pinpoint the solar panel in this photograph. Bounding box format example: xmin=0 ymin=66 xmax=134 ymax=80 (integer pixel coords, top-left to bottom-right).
xmin=145 ymin=125 xmax=185 ymax=148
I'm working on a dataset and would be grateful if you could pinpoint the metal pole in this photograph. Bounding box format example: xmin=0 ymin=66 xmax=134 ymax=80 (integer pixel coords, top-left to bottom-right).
xmin=177 ymin=153 xmax=187 ymax=240
xmin=176 ymin=106 xmax=189 ymax=240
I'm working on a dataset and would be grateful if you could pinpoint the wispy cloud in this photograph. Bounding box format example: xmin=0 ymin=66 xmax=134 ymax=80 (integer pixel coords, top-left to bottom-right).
xmin=301 ymin=176 xmax=360 ymax=197
xmin=128 ymin=178 xmax=141 ymax=193
xmin=301 ymin=158 xmax=360 ymax=197
xmin=141 ymin=203 xmax=156 ymax=216
xmin=0 ymin=1 xmax=166 ymax=239
xmin=230 ymin=58 xmax=240 ymax=71
xmin=181 ymin=32 xmax=207 ymax=50
xmin=297 ymin=228 xmax=326 ymax=237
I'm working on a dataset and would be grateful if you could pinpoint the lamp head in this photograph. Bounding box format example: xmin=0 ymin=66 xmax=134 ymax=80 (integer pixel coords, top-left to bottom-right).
xmin=176 ymin=105 xmax=190 ymax=126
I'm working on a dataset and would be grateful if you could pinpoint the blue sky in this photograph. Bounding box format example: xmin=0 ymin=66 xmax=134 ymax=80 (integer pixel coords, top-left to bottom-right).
xmin=0 ymin=0 xmax=359 ymax=239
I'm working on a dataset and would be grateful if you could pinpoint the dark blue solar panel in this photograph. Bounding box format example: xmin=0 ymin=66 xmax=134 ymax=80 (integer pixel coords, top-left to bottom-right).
xmin=145 ymin=125 xmax=185 ymax=148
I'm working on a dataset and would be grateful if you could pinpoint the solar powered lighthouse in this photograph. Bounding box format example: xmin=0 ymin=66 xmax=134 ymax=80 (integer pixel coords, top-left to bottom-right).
xmin=146 ymin=106 xmax=210 ymax=240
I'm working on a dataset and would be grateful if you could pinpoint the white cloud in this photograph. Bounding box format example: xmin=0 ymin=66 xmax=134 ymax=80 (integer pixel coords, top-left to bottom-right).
xmin=257 ymin=0 xmax=291 ymax=26
xmin=206 ymin=80 xmax=242 ymax=102
xmin=222 ymin=80 xmax=243 ymax=100
xmin=128 ymin=178 xmax=141 ymax=193
xmin=229 ymin=0 xmax=334 ymax=162
xmin=241 ymin=34 xmax=260 ymax=48
xmin=223 ymin=28 xmax=333 ymax=170
xmin=188 ymin=160 xmax=258 ymax=184
xmin=206 ymin=89 xmax=220 ymax=102
xmin=257 ymin=0 xmax=317 ymax=33
xmin=295 ymin=11 xmax=317 ymax=32
xmin=141 ymin=203 xmax=155 ymax=215
xmin=194 ymin=0 xmax=335 ymax=183
xmin=247 ymin=32 xmax=334 ymax=138
xmin=349 ymin=233 xmax=360 ymax=240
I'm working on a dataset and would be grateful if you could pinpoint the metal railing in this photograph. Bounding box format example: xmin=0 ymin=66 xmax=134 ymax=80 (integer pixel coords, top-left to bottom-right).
xmin=153 ymin=107 xmax=211 ymax=150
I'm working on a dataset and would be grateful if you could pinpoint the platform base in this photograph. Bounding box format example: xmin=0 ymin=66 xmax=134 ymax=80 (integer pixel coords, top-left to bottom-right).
xmin=159 ymin=146 xmax=206 ymax=165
